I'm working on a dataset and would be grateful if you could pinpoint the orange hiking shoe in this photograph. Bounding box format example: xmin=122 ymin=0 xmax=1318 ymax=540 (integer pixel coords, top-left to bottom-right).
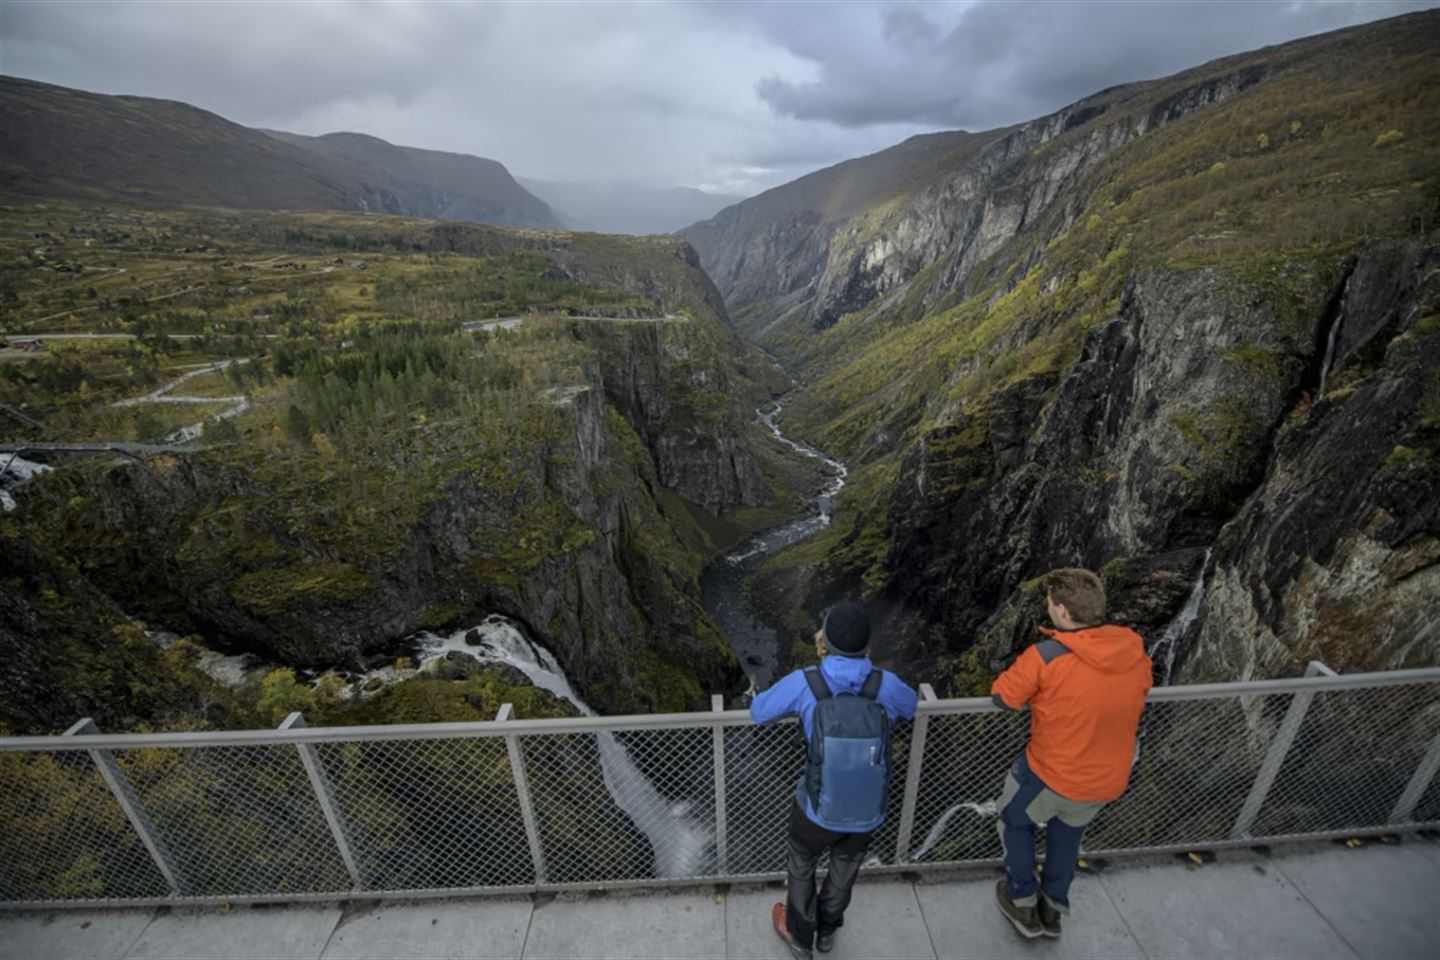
xmin=772 ymin=902 xmax=813 ymax=960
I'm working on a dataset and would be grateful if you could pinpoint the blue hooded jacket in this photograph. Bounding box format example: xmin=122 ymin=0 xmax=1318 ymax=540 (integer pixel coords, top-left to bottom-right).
xmin=750 ymin=655 xmax=919 ymax=832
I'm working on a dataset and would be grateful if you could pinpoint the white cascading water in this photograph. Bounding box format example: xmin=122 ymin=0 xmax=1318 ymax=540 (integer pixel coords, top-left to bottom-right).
xmin=911 ymin=800 xmax=997 ymax=863
xmin=1316 ymin=275 xmax=1351 ymax=396
xmin=0 ymin=454 xmax=52 ymax=512
xmin=1149 ymin=550 xmax=1211 ymax=687
xmin=409 ymin=615 xmax=712 ymax=879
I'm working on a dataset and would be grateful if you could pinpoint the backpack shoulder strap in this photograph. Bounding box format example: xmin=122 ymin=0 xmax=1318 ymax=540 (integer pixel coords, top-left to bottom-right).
xmin=859 ymin=668 xmax=884 ymax=700
xmin=804 ymin=666 xmax=832 ymax=701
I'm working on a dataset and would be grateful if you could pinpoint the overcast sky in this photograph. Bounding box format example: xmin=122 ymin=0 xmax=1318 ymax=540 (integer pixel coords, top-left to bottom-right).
xmin=2 ymin=0 xmax=1433 ymax=196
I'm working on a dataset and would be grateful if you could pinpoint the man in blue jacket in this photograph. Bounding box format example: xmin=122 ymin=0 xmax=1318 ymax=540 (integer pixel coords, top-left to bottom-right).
xmin=751 ymin=601 xmax=919 ymax=960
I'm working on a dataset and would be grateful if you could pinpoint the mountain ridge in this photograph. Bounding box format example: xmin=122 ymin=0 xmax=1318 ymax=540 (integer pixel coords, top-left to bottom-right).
xmin=0 ymin=75 xmax=563 ymax=229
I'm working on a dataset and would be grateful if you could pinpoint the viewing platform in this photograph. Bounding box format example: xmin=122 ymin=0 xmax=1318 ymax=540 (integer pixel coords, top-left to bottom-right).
xmin=3 ymin=662 xmax=1437 ymax=958
xmin=3 ymin=838 xmax=1436 ymax=959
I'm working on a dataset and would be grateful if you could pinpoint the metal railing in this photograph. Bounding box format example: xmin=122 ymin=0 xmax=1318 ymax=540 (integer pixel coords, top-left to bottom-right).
xmin=1 ymin=663 xmax=1436 ymax=909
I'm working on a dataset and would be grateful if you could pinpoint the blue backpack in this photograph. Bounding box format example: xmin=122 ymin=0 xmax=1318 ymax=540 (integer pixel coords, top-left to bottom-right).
xmin=804 ymin=666 xmax=892 ymax=826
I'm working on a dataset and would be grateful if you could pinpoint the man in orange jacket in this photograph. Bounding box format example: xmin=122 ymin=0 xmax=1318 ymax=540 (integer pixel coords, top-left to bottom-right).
xmin=990 ymin=568 xmax=1152 ymax=940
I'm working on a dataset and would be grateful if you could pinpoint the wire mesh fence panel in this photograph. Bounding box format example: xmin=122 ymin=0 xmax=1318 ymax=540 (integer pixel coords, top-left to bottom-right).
xmin=0 ymin=750 xmax=169 ymax=903
xmin=615 ymin=725 xmax=717 ymax=879
xmin=521 ymin=725 xmax=714 ymax=884
xmin=317 ymin=736 xmax=529 ymax=892
xmin=111 ymin=744 xmax=348 ymax=897
xmin=5 ymin=670 xmax=1439 ymax=907
xmin=1253 ymin=682 xmax=1440 ymax=839
xmin=723 ymin=721 xmax=805 ymax=876
xmin=866 ymin=719 xmax=915 ymax=866
xmin=1414 ymin=758 xmax=1440 ymax=824
xmin=903 ymin=711 xmax=1028 ymax=866
xmin=1089 ymin=693 xmax=1289 ymax=851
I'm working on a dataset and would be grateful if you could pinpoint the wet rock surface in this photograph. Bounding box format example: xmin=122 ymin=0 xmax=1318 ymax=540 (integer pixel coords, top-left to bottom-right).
xmin=874 ymin=241 xmax=1439 ymax=680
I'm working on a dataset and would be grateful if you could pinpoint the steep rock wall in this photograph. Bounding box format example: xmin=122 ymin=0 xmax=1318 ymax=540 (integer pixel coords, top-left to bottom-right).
xmin=859 ymin=241 xmax=1438 ymax=682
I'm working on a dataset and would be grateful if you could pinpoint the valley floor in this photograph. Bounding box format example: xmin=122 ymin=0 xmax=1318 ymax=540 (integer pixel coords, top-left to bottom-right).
xmin=3 ymin=838 xmax=1435 ymax=959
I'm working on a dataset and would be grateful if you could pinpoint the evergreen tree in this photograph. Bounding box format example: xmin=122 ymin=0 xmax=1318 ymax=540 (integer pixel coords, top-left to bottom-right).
xmin=284 ymin=404 xmax=313 ymax=446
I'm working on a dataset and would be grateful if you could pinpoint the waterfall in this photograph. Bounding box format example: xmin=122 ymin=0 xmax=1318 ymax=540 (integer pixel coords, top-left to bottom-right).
xmin=0 ymin=454 xmax=52 ymax=512
xmin=1317 ymin=310 xmax=1343 ymax=396
xmin=1150 ymin=550 xmax=1211 ymax=686
xmin=910 ymin=800 xmax=997 ymax=863
xmin=1316 ymin=273 xmax=1352 ymax=396
xmin=410 ymin=616 xmax=712 ymax=879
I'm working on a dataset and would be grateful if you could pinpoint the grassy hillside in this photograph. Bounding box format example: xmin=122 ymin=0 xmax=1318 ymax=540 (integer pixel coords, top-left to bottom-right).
xmin=0 ymin=202 xmax=808 ymax=731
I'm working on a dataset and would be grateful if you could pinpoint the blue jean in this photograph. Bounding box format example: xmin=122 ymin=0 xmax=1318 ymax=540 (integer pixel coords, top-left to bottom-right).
xmin=997 ymin=753 xmax=1104 ymax=911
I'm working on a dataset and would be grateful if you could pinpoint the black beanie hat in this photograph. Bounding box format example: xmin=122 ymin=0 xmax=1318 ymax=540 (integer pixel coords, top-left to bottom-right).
xmin=823 ymin=601 xmax=871 ymax=656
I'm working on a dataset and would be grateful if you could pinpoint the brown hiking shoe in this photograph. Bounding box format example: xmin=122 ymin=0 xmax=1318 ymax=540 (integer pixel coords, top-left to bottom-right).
xmin=995 ymin=879 xmax=1044 ymax=939
xmin=772 ymin=902 xmax=813 ymax=960
xmin=1037 ymin=892 xmax=1063 ymax=938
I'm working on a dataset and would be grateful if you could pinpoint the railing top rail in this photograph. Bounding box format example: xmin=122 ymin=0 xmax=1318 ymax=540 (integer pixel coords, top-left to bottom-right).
xmin=2 ymin=666 xmax=1436 ymax=752
xmin=921 ymin=664 xmax=1440 ymax=713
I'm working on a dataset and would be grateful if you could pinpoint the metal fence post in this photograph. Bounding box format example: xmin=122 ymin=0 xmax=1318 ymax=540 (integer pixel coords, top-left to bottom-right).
xmin=894 ymin=683 xmax=937 ymax=864
xmin=498 ymin=704 xmax=547 ymax=885
xmin=280 ymin=712 xmax=363 ymax=890
xmin=64 ymin=718 xmax=185 ymax=896
xmin=1230 ymin=662 xmax=1335 ymax=839
xmin=712 ymin=695 xmax=728 ymax=875
xmin=1390 ymin=730 xmax=1440 ymax=824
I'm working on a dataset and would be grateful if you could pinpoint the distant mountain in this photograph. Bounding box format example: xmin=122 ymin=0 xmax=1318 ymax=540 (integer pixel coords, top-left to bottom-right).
xmin=0 ymin=76 xmax=562 ymax=229
xmin=267 ymin=131 xmax=562 ymax=229
xmin=519 ymin=178 xmax=745 ymax=235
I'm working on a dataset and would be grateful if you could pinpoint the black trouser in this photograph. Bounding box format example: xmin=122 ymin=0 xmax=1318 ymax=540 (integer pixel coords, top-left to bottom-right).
xmin=784 ymin=800 xmax=873 ymax=949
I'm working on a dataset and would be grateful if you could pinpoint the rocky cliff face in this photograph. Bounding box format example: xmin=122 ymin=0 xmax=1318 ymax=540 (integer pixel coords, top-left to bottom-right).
xmin=579 ymin=319 xmax=768 ymax=513
xmin=1184 ymin=243 xmax=1440 ymax=680
xmin=874 ymin=241 xmax=1437 ymax=683
xmin=695 ymin=12 xmax=1440 ymax=685
xmin=683 ymin=56 xmax=1273 ymax=341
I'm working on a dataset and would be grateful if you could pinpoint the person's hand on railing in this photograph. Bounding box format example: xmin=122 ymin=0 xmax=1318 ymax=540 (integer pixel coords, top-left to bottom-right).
xmin=733 ymin=677 xmax=758 ymax=709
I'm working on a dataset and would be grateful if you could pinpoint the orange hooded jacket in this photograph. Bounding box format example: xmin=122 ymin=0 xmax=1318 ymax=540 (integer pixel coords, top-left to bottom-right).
xmin=991 ymin=624 xmax=1153 ymax=802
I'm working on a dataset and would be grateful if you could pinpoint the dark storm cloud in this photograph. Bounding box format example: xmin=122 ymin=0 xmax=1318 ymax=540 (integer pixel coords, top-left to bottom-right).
xmin=1 ymin=1 xmax=490 ymax=120
xmin=1 ymin=0 xmax=1433 ymax=195
xmin=753 ymin=0 xmax=1435 ymax=130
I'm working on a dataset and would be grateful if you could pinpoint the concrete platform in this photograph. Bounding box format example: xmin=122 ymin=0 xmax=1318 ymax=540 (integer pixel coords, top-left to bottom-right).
xmin=3 ymin=839 xmax=1436 ymax=960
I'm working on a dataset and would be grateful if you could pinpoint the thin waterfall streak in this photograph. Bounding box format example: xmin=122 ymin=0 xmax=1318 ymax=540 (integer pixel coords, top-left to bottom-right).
xmin=411 ymin=616 xmax=711 ymax=879
xmin=1150 ymin=549 xmax=1211 ymax=687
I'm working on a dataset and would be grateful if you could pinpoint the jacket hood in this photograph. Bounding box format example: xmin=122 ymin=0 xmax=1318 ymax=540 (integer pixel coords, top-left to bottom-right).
xmin=819 ymin=654 xmax=876 ymax=692
xmin=1039 ymin=624 xmax=1149 ymax=674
